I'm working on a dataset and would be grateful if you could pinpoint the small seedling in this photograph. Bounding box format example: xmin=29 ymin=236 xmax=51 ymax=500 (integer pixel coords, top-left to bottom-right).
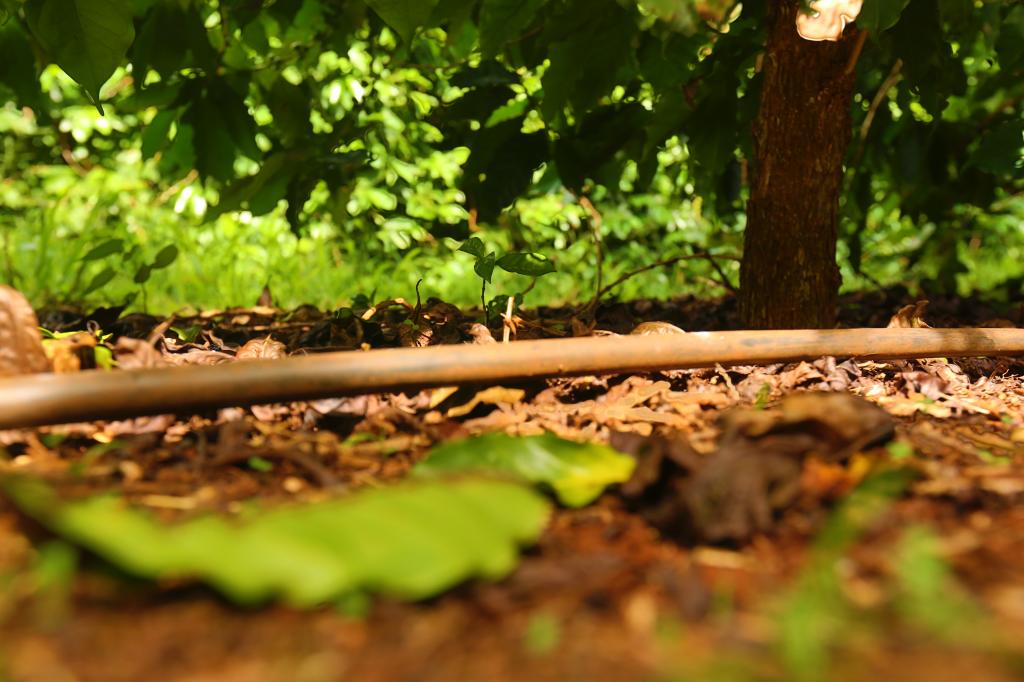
xmin=456 ymin=237 xmax=555 ymax=323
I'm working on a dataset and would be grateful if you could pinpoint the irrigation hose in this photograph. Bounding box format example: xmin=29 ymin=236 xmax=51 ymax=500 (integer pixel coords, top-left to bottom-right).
xmin=0 ymin=327 xmax=1022 ymax=429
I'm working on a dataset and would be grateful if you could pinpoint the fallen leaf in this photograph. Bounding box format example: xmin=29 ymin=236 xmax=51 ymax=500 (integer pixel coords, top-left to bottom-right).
xmin=416 ymin=431 xmax=636 ymax=507
xmin=0 ymin=286 xmax=50 ymax=376
xmin=887 ymin=300 xmax=932 ymax=328
xmin=2 ymin=475 xmax=550 ymax=607
xmin=236 ymin=337 xmax=287 ymax=360
xmin=446 ymin=386 xmax=526 ymax=418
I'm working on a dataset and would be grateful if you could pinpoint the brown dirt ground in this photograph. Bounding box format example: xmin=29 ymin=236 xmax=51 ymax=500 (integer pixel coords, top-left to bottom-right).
xmin=3 ymin=292 xmax=1024 ymax=681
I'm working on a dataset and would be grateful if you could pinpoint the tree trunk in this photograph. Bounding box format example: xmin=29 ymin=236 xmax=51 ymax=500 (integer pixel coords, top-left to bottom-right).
xmin=739 ymin=0 xmax=860 ymax=329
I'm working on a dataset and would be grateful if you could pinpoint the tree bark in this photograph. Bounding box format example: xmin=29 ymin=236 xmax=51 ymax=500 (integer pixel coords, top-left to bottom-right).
xmin=739 ymin=0 xmax=860 ymax=329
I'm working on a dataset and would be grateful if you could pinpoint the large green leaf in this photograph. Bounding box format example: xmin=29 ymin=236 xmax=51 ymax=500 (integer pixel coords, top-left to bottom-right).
xmin=539 ymin=1 xmax=637 ymax=123
xmin=25 ymin=0 xmax=135 ymax=103
xmin=415 ymin=432 xmax=636 ymax=507
xmin=0 ymin=19 xmax=43 ymax=109
xmin=363 ymin=0 xmax=440 ymax=43
xmin=478 ymin=0 xmax=545 ymax=58
xmin=3 ymin=476 xmax=550 ymax=606
xmin=496 ymin=252 xmax=556 ymax=277
xmin=132 ymin=1 xmax=216 ymax=78
xmin=968 ymin=121 xmax=1024 ymax=175
xmin=460 ymin=117 xmax=548 ymax=221
xmin=857 ymin=0 xmax=913 ymax=32
xmin=209 ymin=152 xmax=304 ymax=220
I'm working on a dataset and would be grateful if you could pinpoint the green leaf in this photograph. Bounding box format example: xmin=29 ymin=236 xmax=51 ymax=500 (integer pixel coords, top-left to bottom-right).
xmin=140 ymin=109 xmax=178 ymax=160
xmin=890 ymin=0 xmax=964 ymax=115
xmin=687 ymin=90 xmax=738 ymax=183
xmin=450 ymin=60 xmax=519 ymax=88
xmin=458 ymin=236 xmax=487 ymax=258
xmin=967 ymin=121 xmax=1024 ymax=175
xmin=25 ymin=0 xmax=136 ymax=104
xmin=554 ymin=103 xmax=650 ymax=191
xmin=0 ymin=19 xmax=44 ymax=109
xmin=857 ymin=0 xmax=913 ymax=32
xmin=539 ymin=2 xmax=636 ymax=122
xmin=363 ymin=0 xmax=439 ymax=43
xmin=996 ymin=6 xmax=1024 ymax=71
xmin=496 ymin=252 xmax=555 ymax=277
xmin=151 ymin=244 xmax=179 ymax=269
xmin=81 ymin=238 xmax=124 ymax=262
xmin=3 ymin=476 xmax=549 ymax=606
xmin=132 ymin=1 xmax=215 ymax=77
xmin=461 ymin=118 xmax=548 ymax=221
xmin=478 ymin=0 xmax=545 ymax=58
xmin=265 ymin=79 xmax=312 ymax=145
xmin=133 ymin=263 xmax=152 ymax=284
xmin=415 ymin=432 xmax=636 ymax=507
xmin=209 ymin=152 xmax=301 ymax=220
xmin=474 ymin=252 xmax=496 ymax=283
xmin=247 ymin=457 xmax=274 ymax=472
xmin=0 ymin=1 xmax=11 ymax=24
xmin=82 ymin=266 xmax=116 ymax=295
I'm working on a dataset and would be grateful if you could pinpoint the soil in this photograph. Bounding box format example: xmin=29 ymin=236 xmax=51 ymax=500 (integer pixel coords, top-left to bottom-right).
xmin=3 ymin=291 xmax=1024 ymax=682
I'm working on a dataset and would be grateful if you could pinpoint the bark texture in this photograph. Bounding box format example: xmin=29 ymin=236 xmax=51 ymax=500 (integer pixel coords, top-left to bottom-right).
xmin=739 ymin=0 xmax=860 ymax=329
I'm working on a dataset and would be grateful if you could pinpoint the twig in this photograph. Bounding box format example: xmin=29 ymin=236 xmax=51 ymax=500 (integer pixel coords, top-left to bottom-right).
xmin=502 ymin=294 xmax=514 ymax=343
xmin=700 ymin=249 xmax=739 ymax=294
xmin=155 ymin=170 xmax=200 ymax=207
xmin=210 ymin=447 xmax=339 ymax=488
xmin=859 ymin=59 xmax=903 ymax=144
xmin=593 ymin=252 xmax=741 ymax=302
xmin=579 ymin=196 xmax=604 ymax=314
xmin=847 ymin=59 xmax=903 ymax=180
xmin=843 ymin=29 xmax=869 ymax=76
xmin=57 ymin=130 xmax=89 ymax=177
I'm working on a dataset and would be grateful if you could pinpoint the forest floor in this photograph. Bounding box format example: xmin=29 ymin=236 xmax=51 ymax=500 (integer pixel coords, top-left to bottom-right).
xmin=3 ymin=291 xmax=1024 ymax=681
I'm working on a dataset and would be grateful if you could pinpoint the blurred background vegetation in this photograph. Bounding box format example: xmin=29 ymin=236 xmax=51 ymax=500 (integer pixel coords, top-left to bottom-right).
xmin=0 ymin=0 xmax=1021 ymax=314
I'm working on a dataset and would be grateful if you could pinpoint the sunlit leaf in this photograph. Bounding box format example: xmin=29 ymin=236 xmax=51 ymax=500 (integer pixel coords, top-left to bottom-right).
xmin=415 ymin=432 xmax=636 ymax=507
xmin=2 ymin=476 xmax=550 ymax=606
xmin=458 ymin=237 xmax=488 ymax=259
xmin=496 ymin=252 xmax=556 ymax=277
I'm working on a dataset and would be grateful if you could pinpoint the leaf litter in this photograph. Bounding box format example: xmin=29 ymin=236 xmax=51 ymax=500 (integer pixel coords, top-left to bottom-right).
xmin=3 ymin=289 xmax=1024 ymax=680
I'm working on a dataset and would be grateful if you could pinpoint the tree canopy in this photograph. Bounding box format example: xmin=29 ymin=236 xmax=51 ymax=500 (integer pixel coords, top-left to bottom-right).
xmin=0 ymin=0 xmax=1021 ymax=322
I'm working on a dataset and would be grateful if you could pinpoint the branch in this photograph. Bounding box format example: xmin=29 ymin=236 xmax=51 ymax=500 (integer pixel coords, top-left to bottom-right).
xmin=593 ymin=252 xmax=741 ymax=301
xmin=3 ymin=328 xmax=1024 ymax=429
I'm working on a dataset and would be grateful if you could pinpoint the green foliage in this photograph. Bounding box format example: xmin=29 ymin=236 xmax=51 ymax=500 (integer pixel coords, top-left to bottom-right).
xmin=457 ymin=237 xmax=555 ymax=283
xmin=857 ymin=0 xmax=913 ymax=33
xmin=415 ymin=431 xmax=636 ymax=507
xmin=775 ymin=470 xmax=910 ymax=679
xmin=773 ymin=469 xmax=993 ymax=680
xmin=2 ymin=475 xmax=550 ymax=607
xmin=24 ymin=0 xmax=135 ymax=106
xmin=0 ymin=0 xmax=1020 ymax=310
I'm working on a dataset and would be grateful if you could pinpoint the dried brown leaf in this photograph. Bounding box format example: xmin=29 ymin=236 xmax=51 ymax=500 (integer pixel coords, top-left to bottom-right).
xmin=236 ymin=337 xmax=288 ymax=360
xmin=114 ymin=337 xmax=166 ymax=370
xmin=447 ymin=386 xmax=526 ymax=418
xmin=42 ymin=332 xmax=96 ymax=373
xmin=0 ymin=285 xmax=50 ymax=376
xmin=887 ymin=300 xmax=932 ymax=328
